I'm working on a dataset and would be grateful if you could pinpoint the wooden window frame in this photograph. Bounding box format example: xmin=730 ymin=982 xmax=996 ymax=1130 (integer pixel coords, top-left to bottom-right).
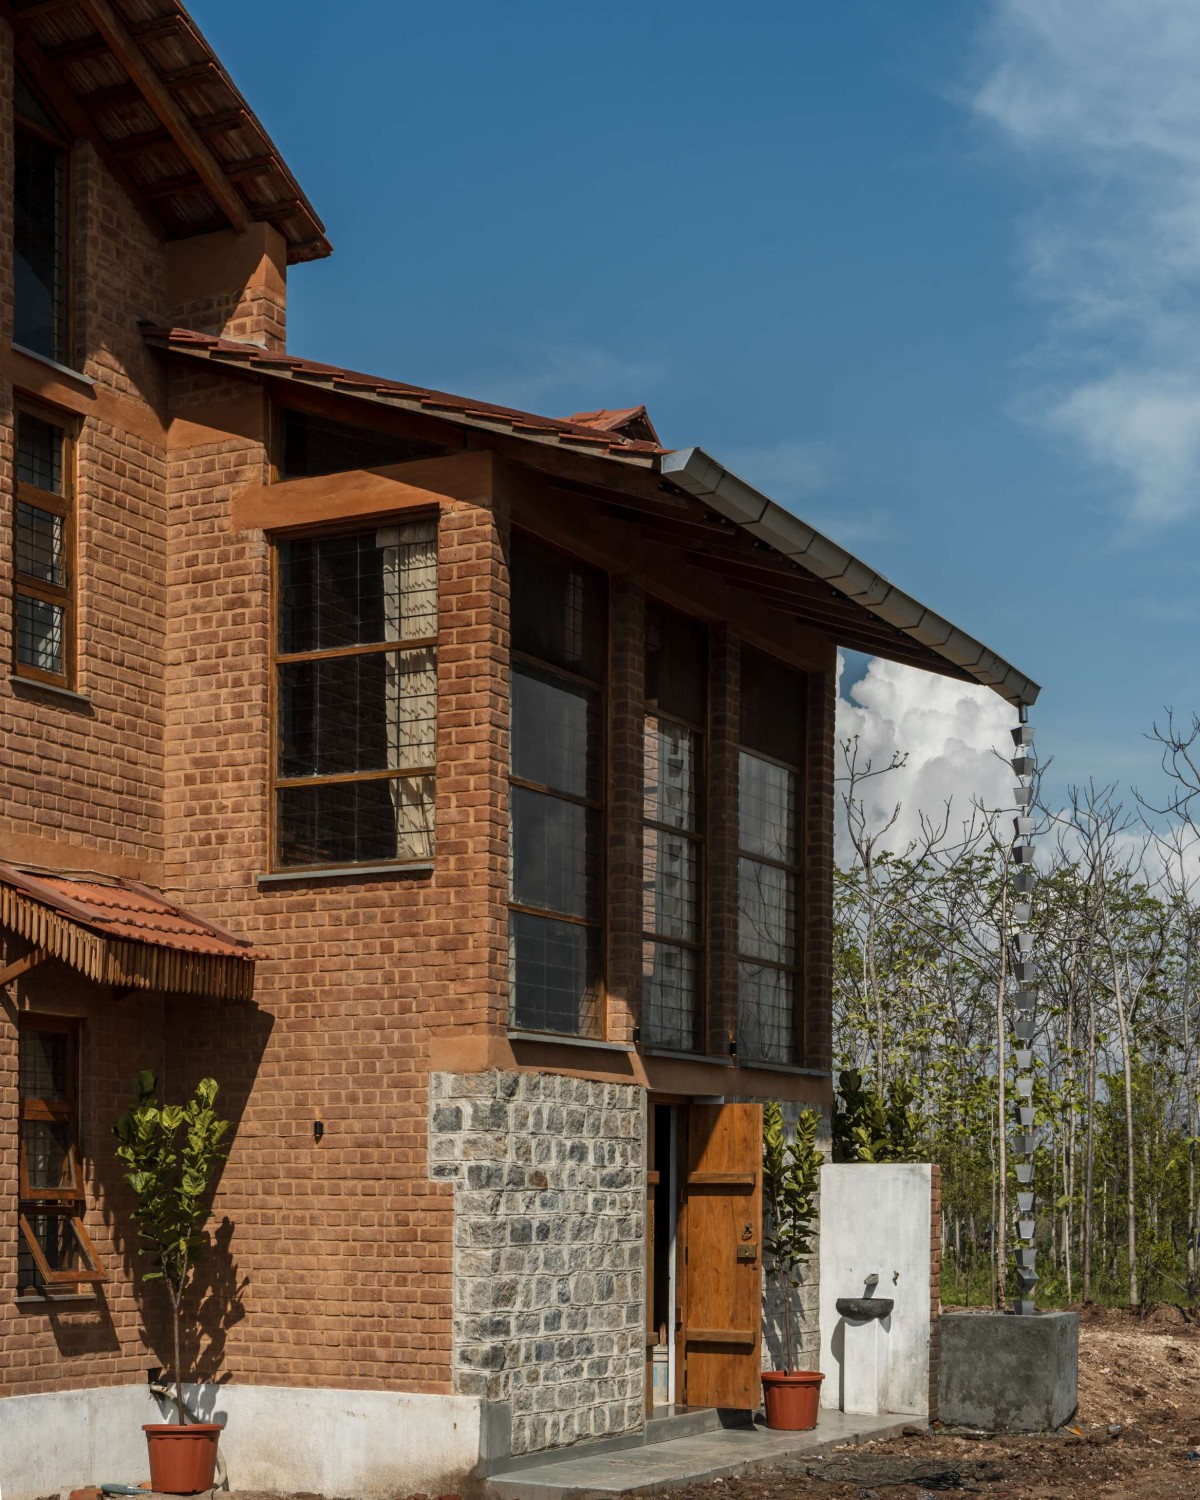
xmin=13 ymin=71 xmax=73 ymax=367
xmin=17 ymin=1014 xmax=105 ymax=1291
xmin=12 ymin=400 xmax=77 ymax=689
xmin=641 ymin=600 xmax=708 ymax=1054
xmin=736 ymin=651 xmax=807 ymax=1067
xmin=268 ymin=514 xmax=439 ymax=873
xmin=507 ymin=530 xmax=609 ymax=1040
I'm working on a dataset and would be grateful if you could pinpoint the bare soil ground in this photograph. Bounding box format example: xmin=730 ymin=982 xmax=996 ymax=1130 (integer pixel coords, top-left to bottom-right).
xmin=672 ymin=1305 xmax=1200 ymax=1500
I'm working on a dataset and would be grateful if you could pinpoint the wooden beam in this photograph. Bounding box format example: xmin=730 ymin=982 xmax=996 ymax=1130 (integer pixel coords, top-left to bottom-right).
xmin=6 ymin=0 xmax=81 ymax=22
xmin=0 ymin=949 xmax=47 ymax=987
xmin=75 ymin=0 xmax=249 ymax=231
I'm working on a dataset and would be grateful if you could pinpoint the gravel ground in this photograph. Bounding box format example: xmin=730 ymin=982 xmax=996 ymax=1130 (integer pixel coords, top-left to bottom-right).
xmin=667 ymin=1305 xmax=1200 ymax=1500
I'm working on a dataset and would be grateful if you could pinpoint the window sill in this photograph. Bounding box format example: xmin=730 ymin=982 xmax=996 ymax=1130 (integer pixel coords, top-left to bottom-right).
xmin=16 ymin=1291 xmax=101 ymax=1306
xmin=11 ymin=343 xmax=96 ymax=389
xmin=641 ymin=1046 xmax=734 ymax=1067
xmin=257 ymin=861 xmax=434 ymax=885
xmin=508 ymin=1029 xmax=635 ymax=1054
xmin=10 ymin=676 xmax=93 ymax=710
xmin=737 ymin=1057 xmax=832 ymax=1078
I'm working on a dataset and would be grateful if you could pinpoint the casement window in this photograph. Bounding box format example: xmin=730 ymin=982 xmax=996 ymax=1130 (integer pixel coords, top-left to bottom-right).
xmin=17 ymin=1016 xmax=105 ymax=1295
xmin=273 ymin=520 xmax=438 ymax=869
xmin=12 ymin=405 xmax=75 ymax=687
xmin=641 ymin=603 xmax=707 ymax=1052
xmin=14 ymin=73 xmax=69 ymax=364
xmin=278 ymin=408 xmax=448 ymax=480
xmin=737 ymin=647 xmax=807 ymax=1065
xmin=508 ymin=535 xmax=607 ymax=1037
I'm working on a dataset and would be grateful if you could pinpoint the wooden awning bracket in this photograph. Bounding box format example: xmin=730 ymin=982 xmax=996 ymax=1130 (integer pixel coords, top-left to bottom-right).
xmin=0 ymin=949 xmax=48 ymax=988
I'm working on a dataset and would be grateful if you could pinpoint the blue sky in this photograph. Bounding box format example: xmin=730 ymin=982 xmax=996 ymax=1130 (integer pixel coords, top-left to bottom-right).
xmin=197 ymin=0 xmax=1200 ymax=813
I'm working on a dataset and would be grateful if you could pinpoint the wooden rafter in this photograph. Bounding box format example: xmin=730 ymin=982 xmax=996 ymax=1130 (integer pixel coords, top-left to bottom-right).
xmin=0 ymin=949 xmax=47 ymax=987
xmin=74 ymin=0 xmax=249 ymax=231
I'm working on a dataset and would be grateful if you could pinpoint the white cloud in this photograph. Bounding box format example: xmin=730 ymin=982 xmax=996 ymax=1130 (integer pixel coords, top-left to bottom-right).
xmin=835 ymin=654 xmax=1018 ymax=860
xmin=972 ymin=0 xmax=1200 ymax=525
xmin=461 ymin=344 xmax=668 ymax=416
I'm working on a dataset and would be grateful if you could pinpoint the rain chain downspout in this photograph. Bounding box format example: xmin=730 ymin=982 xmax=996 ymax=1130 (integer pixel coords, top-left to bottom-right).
xmin=1010 ymin=708 xmax=1038 ymax=1314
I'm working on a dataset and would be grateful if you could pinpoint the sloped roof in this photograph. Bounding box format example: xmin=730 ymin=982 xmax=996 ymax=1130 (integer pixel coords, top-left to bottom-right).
xmin=8 ymin=0 xmax=329 ymax=263
xmin=145 ymin=327 xmax=1039 ymax=706
xmin=0 ymin=863 xmax=261 ymax=998
xmin=141 ymin=326 xmax=666 ymax=458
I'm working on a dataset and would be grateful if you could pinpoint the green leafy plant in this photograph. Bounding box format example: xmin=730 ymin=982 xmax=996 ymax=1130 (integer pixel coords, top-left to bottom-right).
xmin=113 ymin=1071 xmax=230 ymax=1424
xmin=832 ymin=1068 xmax=922 ymax=1163
xmin=762 ymin=1103 xmax=822 ymax=1373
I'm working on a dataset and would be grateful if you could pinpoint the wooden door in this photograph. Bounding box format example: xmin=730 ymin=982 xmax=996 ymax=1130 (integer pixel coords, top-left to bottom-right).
xmin=679 ymin=1103 xmax=763 ymax=1409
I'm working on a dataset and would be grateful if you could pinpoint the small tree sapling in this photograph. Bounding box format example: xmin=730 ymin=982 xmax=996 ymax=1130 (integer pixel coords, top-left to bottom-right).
xmin=762 ymin=1103 xmax=821 ymax=1374
xmin=113 ymin=1071 xmax=230 ymax=1425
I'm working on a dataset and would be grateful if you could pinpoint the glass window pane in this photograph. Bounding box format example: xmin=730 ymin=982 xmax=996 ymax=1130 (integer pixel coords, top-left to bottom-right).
xmin=643 ymin=941 xmax=700 ymax=1052
xmin=643 ymin=828 xmax=699 ymax=942
xmin=509 ymin=910 xmax=601 ymax=1036
xmin=277 ymin=774 xmax=434 ymax=867
xmin=14 ymin=129 xmax=64 ymax=362
xmin=644 ymin=717 xmax=699 ymax=831
xmin=16 ymin=593 xmax=63 ymax=675
xmin=738 ymin=857 xmax=796 ymax=966
xmin=739 ymin=751 xmax=798 ymax=864
xmin=511 ymin=786 xmax=598 ymax=918
xmin=511 ymin=536 xmax=606 ymax=680
xmin=16 ymin=502 xmax=63 ymax=584
xmin=279 ymin=646 xmax=436 ymax=778
xmin=16 ymin=413 xmax=63 ymax=494
xmin=511 ymin=665 xmax=598 ymax=798
xmin=738 ymin=962 xmax=795 ymax=1063
xmin=19 ymin=1029 xmax=68 ymax=1100
xmin=280 ymin=408 xmax=447 ymax=480
xmin=22 ymin=1119 xmax=77 ymax=1194
xmin=740 ymin=647 xmax=805 ymax=765
xmin=278 ymin=521 xmax=437 ymax=652
xmin=645 ymin=603 xmax=706 ymax=723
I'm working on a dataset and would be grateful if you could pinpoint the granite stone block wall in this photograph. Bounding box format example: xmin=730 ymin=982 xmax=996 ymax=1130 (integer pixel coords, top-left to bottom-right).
xmin=430 ymin=1069 xmax=645 ymax=1455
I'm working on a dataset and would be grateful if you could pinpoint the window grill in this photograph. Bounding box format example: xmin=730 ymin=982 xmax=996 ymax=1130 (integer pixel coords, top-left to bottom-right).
xmin=273 ymin=521 xmax=438 ymax=869
xmin=13 ymin=406 xmax=73 ymax=687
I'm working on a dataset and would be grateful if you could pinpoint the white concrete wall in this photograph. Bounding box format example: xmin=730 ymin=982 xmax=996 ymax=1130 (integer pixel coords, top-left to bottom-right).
xmin=0 ymin=1384 xmax=485 ymax=1500
xmin=818 ymin=1163 xmax=933 ymax=1416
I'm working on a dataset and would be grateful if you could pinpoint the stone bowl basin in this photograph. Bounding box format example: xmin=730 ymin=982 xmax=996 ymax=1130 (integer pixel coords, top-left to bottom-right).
xmin=836 ymin=1296 xmax=894 ymax=1320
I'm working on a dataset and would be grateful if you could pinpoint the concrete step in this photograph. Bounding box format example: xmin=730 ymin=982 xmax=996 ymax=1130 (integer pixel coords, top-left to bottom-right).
xmin=484 ymin=1411 xmax=915 ymax=1499
xmin=644 ymin=1406 xmax=727 ymax=1444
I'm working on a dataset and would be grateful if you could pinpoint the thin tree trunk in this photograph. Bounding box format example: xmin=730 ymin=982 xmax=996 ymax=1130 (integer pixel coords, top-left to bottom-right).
xmin=1104 ymin=907 xmax=1139 ymax=1307
xmin=1082 ymin=942 xmax=1098 ymax=1305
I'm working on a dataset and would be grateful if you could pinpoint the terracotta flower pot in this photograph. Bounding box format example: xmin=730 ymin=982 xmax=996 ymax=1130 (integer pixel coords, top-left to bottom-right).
xmin=761 ymin=1369 xmax=824 ymax=1430
xmin=143 ymin=1423 xmax=223 ymax=1494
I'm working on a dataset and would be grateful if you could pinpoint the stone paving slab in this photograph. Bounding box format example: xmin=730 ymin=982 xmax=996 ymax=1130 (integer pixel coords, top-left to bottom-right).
xmin=486 ymin=1412 xmax=916 ymax=1498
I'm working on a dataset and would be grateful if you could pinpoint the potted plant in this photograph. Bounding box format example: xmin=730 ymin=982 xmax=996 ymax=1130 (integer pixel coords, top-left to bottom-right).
xmin=761 ymin=1102 xmax=824 ymax=1429
xmin=114 ymin=1071 xmax=231 ymax=1495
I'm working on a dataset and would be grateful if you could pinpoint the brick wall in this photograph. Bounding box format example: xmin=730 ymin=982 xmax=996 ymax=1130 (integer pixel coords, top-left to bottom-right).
xmin=430 ymin=1069 xmax=644 ymax=1454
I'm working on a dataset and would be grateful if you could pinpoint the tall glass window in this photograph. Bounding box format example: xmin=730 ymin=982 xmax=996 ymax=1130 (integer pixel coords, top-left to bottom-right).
xmin=508 ymin=536 xmax=606 ymax=1036
xmin=13 ymin=406 xmax=73 ymax=686
xmin=642 ymin=603 xmax=707 ymax=1052
xmin=14 ymin=74 xmax=68 ymax=363
xmin=737 ymin=648 xmax=806 ymax=1064
xmin=273 ymin=520 xmax=438 ymax=869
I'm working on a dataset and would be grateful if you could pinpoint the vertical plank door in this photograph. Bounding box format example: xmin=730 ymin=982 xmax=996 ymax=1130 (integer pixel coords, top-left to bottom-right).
xmin=680 ymin=1102 xmax=763 ymax=1409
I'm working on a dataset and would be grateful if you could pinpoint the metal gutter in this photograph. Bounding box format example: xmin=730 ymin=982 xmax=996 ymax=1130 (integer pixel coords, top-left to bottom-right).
xmin=660 ymin=447 xmax=1039 ymax=708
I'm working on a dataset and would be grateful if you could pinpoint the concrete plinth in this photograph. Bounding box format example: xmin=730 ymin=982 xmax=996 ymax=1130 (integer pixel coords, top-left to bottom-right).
xmin=841 ymin=1316 xmax=889 ymax=1415
xmin=937 ymin=1311 xmax=1078 ymax=1432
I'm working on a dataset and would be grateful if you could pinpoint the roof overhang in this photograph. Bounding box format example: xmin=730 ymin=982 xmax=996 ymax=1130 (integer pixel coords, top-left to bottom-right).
xmin=4 ymin=0 xmax=330 ymax=263
xmin=662 ymin=448 xmax=1039 ymax=708
xmin=0 ymin=863 xmax=261 ymax=1000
